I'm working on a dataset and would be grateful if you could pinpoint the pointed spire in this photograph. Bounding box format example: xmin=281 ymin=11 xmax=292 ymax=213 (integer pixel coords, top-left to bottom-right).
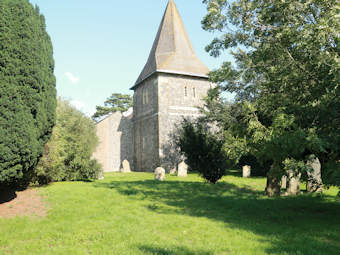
xmin=132 ymin=0 xmax=209 ymax=88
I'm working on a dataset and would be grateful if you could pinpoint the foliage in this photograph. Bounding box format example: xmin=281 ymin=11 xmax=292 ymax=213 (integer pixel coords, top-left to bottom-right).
xmin=202 ymin=0 xmax=340 ymax=191
xmin=1 ymin=172 xmax=340 ymax=254
xmin=34 ymin=99 xmax=101 ymax=185
xmin=92 ymin=93 xmax=132 ymax=121
xmin=0 ymin=0 xmax=57 ymax=188
xmin=177 ymin=119 xmax=228 ymax=184
xmin=322 ymin=161 xmax=340 ymax=188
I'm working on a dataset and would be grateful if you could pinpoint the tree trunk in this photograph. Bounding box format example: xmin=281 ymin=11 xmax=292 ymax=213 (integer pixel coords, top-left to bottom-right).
xmin=306 ymin=155 xmax=323 ymax=193
xmin=265 ymin=163 xmax=281 ymax=197
xmin=286 ymin=170 xmax=301 ymax=195
xmin=266 ymin=175 xmax=281 ymax=197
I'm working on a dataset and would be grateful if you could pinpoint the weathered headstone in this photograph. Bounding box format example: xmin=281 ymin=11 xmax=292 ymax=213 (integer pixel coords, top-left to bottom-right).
xmin=120 ymin=159 xmax=131 ymax=173
xmin=306 ymin=155 xmax=323 ymax=193
xmin=286 ymin=170 xmax=301 ymax=195
xmin=177 ymin=161 xmax=188 ymax=177
xmin=154 ymin=167 xmax=166 ymax=181
xmin=281 ymin=175 xmax=287 ymax=189
xmin=242 ymin=165 xmax=251 ymax=178
xmin=98 ymin=171 xmax=104 ymax=180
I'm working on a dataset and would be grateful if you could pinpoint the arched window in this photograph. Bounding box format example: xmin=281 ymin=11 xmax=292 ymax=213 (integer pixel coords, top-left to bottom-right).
xmin=184 ymin=86 xmax=187 ymax=97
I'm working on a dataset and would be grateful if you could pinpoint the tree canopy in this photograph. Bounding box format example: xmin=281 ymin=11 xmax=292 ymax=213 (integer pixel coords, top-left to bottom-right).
xmin=0 ymin=0 xmax=57 ymax=189
xmin=34 ymin=99 xmax=101 ymax=185
xmin=92 ymin=93 xmax=132 ymax=121
xmin=202 ymin=0 xmax=339 ymax=195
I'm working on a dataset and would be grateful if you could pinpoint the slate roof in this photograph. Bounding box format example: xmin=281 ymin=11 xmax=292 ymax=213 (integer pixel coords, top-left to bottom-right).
xmin=131 ymin=0 xmax=210 ymax=90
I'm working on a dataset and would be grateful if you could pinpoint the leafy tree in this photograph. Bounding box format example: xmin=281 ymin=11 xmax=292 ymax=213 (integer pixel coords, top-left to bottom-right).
xmin=0 ymin=0 xmax=56 ymax=189
xmin=34 ymin=99 xmax=101 ymax=185
xmin=202 ymin=0 xmax=339 ymax=195
xmin=177 ymin=119 xmax=228 ymax=184
xmin=92 ymin=93 xmax=132 ymax=121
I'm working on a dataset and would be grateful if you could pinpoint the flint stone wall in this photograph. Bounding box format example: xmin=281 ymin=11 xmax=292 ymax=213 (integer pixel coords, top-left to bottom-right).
xmin=133 ymin=73 xmax=212 ymax=172
xmin=158 ymin=73 xmax=212 ymax=171
xmin=92 ymin=111 xmax=133 ymax=172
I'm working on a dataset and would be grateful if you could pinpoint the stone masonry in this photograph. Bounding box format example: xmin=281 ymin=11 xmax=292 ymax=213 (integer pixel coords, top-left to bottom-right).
xmin=92 ymin=111 xmax=133 ymax=172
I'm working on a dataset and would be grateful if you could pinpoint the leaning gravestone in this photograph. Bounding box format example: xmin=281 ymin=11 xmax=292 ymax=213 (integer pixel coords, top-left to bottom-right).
xmin=154 ymin=167 xmax=165 ymax=181
xmin=120 ymin=159 xmax=131 ymax=173
xmin=306 ymin=155 xmax=323 ymax=193
xmin=242 ymin=165 xmax=251 ymax=178
xmin=177 ymin=161 xmax=188 ymax=177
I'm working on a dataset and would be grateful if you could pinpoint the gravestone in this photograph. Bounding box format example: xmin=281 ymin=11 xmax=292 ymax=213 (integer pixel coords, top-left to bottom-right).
xmin=242 ymin=165 xmax=251 ymax=178
xmin=98 ymin=171 xmax=104 ymax=180
xmin=281 ymin=175 xmax=287 ymax=189
xmin=120 ymin=159 xmax=131 ymax=173
xmin=154 ymin=167 xmax=165 ymax=181
xmin=306 ymin=155 xmax=323 ymax=193
xmin=177 ymin=161 xmax=188 ymax=177
xmin=286 ymin=170 xmax=301 ymax=195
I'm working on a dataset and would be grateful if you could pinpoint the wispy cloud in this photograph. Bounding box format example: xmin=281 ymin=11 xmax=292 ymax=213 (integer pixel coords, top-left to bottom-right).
xmin=65 ymin=72 xmax=80 ymax=84
xmin=69 ymin=100 xmax=95 ymax=118
xmin=70 ymin=100 xmax=85 ymax=111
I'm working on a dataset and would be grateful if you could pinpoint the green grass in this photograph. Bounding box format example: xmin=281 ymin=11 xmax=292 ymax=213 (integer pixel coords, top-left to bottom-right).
xmin=0 ymin=172 xmax=339 ymax=255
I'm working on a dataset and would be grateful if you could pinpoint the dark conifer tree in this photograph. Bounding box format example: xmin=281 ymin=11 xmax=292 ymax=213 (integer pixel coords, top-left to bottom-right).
xmin=0 ymin=0 xmax=56 ymax=189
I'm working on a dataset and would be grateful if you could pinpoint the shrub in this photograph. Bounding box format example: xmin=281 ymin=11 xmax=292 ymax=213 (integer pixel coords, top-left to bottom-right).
xmin=34 ymin=99 xmax=101 ymax=185
xmin=177 ymin=119 xmax=228 ymax=184
xmin=0 ymin=0 xmax=56 ymax=189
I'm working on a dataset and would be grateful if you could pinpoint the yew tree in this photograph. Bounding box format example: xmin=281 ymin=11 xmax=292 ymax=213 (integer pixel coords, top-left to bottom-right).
xmin=0 ymin=0 xmax=56 ymax=189
xmin=202 ymin=0 xmax=339 ymax=195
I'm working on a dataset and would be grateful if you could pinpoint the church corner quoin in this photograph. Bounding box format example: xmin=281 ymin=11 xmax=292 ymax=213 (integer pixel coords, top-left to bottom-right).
xmin=93 ymin=0 xmax=213 ymax=172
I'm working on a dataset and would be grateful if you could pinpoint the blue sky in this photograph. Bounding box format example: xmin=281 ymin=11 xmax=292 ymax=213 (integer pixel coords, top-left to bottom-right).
xmin=29 ymin=0 xmax=231 ymax=116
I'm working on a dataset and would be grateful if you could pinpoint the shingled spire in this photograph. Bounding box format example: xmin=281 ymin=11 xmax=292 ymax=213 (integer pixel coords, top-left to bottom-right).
xmin=132 ymin=0 xmax=210 ymax=88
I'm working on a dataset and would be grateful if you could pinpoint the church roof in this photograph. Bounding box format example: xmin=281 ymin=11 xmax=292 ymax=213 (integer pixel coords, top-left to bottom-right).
xmin=131 ymin=0 xmax=210 ymax=90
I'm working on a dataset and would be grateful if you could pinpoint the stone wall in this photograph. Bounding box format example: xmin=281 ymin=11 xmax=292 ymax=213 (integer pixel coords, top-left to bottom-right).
xmin=92 ymin=111 xmax=133 ymax=172
xmin=158 ymin=73 xmax=212 ymax=171
xmin=133 ymin=75 xmax=160 ymax=171
xmin=132 ymin=72 xmax=212 ymax=172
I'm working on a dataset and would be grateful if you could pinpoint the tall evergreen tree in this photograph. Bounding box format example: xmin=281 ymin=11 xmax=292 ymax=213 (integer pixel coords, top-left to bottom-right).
xmin=0 ymin=0 xmax=57 ymax=189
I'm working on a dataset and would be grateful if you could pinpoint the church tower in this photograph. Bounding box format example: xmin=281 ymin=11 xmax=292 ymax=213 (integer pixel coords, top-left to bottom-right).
xmin=131 ymin=0 xmax=212 ymax=171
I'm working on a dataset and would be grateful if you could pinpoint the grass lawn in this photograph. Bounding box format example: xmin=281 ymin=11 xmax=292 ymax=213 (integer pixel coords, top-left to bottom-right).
xmin=0 ymin=172 xmax=339 ymax=255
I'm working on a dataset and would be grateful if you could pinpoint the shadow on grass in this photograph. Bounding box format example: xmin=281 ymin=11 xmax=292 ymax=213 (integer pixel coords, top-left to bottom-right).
xmin=138 ymin=245 xmax=212 ymax=255
xmin=94 ymin=179 xmax=340 ymax=255
xmin=0 ymin=188 xmax=17 ymax=204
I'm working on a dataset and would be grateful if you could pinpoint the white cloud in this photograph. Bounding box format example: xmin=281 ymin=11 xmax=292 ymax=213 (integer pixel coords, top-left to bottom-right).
xmin=70 ymin=100 xmax=85 ymax=111
xmin=65 ymin=72 xmax=80 ymax=84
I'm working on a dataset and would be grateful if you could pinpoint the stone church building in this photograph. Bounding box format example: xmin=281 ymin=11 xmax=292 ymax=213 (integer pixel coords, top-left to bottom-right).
xmin=93 ymin=0 xmax=213 ymax=172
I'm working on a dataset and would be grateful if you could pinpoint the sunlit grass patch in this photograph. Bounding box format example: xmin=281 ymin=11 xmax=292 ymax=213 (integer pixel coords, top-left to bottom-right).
xmin=0 ymin=172 xmax=339 ymax=255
